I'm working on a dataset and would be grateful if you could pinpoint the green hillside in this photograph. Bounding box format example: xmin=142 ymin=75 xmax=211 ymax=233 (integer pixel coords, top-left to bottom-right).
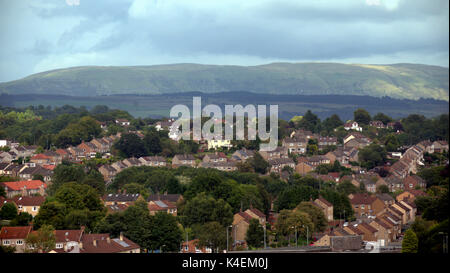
xmin=0 ymin=62 xmax=448 ymax=101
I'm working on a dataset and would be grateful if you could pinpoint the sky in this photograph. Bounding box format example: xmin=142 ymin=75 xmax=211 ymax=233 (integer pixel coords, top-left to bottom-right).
xmin=0 ymin=0 xmax=448 ymax=82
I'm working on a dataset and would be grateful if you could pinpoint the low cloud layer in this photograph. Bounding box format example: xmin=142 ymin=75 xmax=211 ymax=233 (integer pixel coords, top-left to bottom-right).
xmin=0 ymin=0 xmax=448 ymax=82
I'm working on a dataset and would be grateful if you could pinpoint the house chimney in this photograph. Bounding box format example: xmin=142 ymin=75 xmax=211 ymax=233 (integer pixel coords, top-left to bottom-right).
xmin=120 ymin=232 xmax=124 ymax=241
xmin=93 ymin=240 xmax=97 ymax=247
xmin=107 ymin=237 xmax=111 ymax=244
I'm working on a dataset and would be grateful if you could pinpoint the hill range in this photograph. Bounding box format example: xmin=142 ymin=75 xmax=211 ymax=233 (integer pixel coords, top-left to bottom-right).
xmin=0 ymin=63 xmax=448 ymax=101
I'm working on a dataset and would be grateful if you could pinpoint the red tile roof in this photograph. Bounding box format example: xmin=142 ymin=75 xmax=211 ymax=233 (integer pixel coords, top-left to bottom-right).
xmin=1 ymin=180 xmax=47 ymax=191
xmin=346 ymin=225 xmax=364 ymax=235
xmin=80 ymin=234 xmax=140 ymax=253
xmin=31 ymin=154 xmax=51 ymax=160
xmin=406 ymin=189 xmax=427 ymax=197
xmin=248 ymin=208 xmax=266 ymax=218
xmin=358 ymin=222 xmax=378 ymax=233
xmin=316 ymin=196 xmax=333 ymax=207
xmin=349 ymin=193 xmax=377 ymax=205
xmin=12 ymin=196 xmax=45 ymax=206
xmin=55 ymin=149 xmax=69 ymax=155
xmin=373 ymin=218 xmax=391 ymax=230
xmin=42 ymin=165 xmax=56 ymax=171
xmin=236 ymin=212 xmax=254 ymax=224
xmin=54 ymin=228 xmax=85 ymax=243
xmin=0 ymin=226 xmax=32 ymax=239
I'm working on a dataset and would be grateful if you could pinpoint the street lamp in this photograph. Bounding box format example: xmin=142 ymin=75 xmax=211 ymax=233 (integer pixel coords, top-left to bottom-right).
xmin=291 ymin=226 xmax=297 ymax=248
xmin=263 ymin=223 xmax=267 ymax=249
xmin=303 ymin=225 xmax=309 ymax=246
xmin=226 ymin=225 xmax=232 ymax=252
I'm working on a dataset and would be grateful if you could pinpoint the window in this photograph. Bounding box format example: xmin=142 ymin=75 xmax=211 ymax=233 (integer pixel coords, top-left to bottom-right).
xmin=32 ymin=206 xmax=38 ymax=211
xmin=361 ymin=205 xmax=365 ymax=209
xmin=56 ymin=243 xmax=63 ymax=249
xmin=16 ymin=240 xmax=23 ymax=245
xmin=3 ymin=240 xmax=10 ymax=245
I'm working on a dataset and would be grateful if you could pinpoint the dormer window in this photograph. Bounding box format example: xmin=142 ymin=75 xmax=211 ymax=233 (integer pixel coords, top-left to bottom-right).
xmin=56 ymin=243 xmax=63 ymax=249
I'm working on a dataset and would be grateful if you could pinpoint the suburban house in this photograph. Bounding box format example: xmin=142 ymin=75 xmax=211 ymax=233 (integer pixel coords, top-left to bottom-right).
xmin=1 ymin=180 xmax=47 ymax=198
xmin=354 ymin=173 xmax=387 ymax=193
xmin=30 ymin=154 xmax=51 ymax=165
xmin=18 ymin=165 xmax=52 ymax=182
xmin=172 ymin=154 xmax=196 ymax=168
xmin=259 ymin=146 xmax=288 ymax=161
xmin=355 ymin=222 xmax=379 ymax=242
xmin=90 ymin=138 xmax=110 ymax=154
xmin=295 ymin=161 xmax=314 ymax=175
xmin=98 ymin=165 xmax=118 ymax=183
xmin=232 ymin=208 xmax=266 ymax=244
xmin=66 ymin=147 xmax=85 ymax=161
xmin=348 ymin=193 xmax=386 ymax=219
xmin=181 ymin=239 xmax=212 ymax=253
xmin=138 ymin=156 xmax=167 ymax=167
xmin=344 ymin=121 xmax=362 ymax=132
xmin=231 ymin=148 xmax=255 ymax=162
xmin=343 ymin=132 xmax=371 ymax=146
xmin=77 ymin=142 xmax=98 ymax=158
xmin=318 ymin=136 xmax=338 ymax=150
xmin=78 ymin=233 xmax=140 ymax=253
xmin=202 ymin=152 xmax=228 ymax=163
xmin=295 ymin=155 xmax=330 ymax=175
xmin=376 ymin=193 xmax=395 ymax=207
xmin=154 ymin=119 xmax=175 ymax=131
xmin=384 ymin=175 xmax=405 ymax=192
xmin=106 ymin=203 xmax=129 ymax=214
xmin=148 ymin=200 xmax=177 ymax=216
xmin=122 ymin=157 xmax=142 ymax=167
xmin=369 ymin=218 xmax=393 ymax=245
xmin=398 ymin=199 xmax=416 ymax=223
xmin=369 ymin=120 xmax=386 ymax=129
xmin=51 ymin=227 xmax=85 ymax=253
xmin=268 ymin=158 xmax=295 ymax=173
xmin=111 ymin=161 xmax=128 ymax=173
xmin=290 ymin=129 xmax=317 ymax=139
xmin=313 ymin=197 xmax=334 ymax=222
xmin=1 ymin=164 xmax=26 ymax=177
xmin=55 ymin=148 xmax=71 ymax=161
xmin=325 ymin=148 xmax=350 ymax=165
xmin=115 ymin=119 xmax=130 ymax=126
xmin=432 ymin=140 xmax=449 ymax=153
xmin=102 ymin=193 xmax=142 ymax=206
xmin=403 ymin=175 xmax=426 ymax=190
xmin=390 ymin=202 xmax=411 ymax=224
xmin=396 ymin=189 xmax=426 ymax=202
xmin=10 ymin=145 xmax=37 ymax=158
xmin=343 ymin=224 xmax=365 ymax=238
xmin=3 ymin=196 xmax=46 ymax=217
xmin=0 ymin=226 xmax=33 ymax=253
xmin=282 ymin=136 xmax=308 ymax=154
